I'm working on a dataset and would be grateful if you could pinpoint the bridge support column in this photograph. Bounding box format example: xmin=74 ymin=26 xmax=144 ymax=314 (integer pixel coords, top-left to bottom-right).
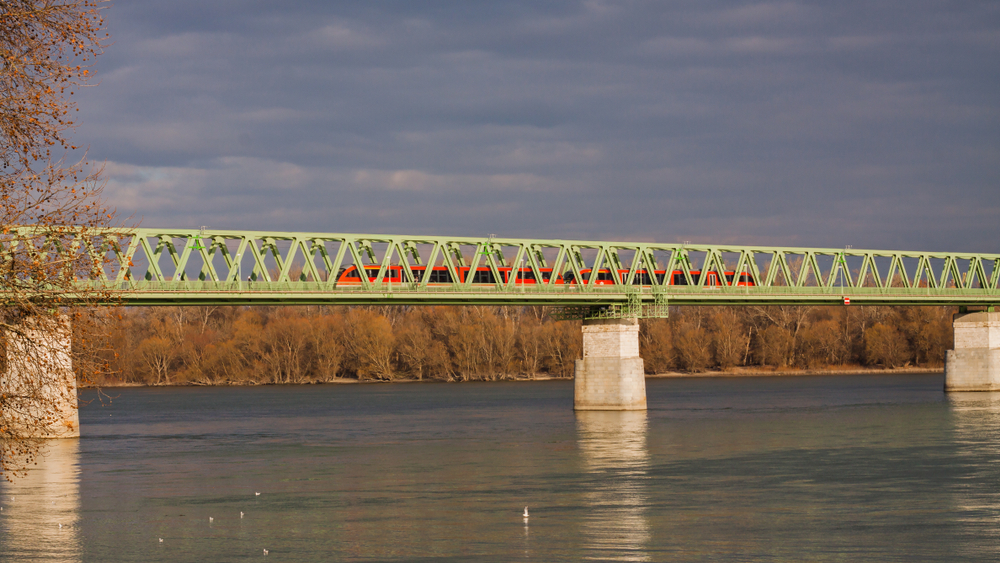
xmin=2 ymin=315 xmax=79 ymax=438
xmin=574 ymin=318 xmax=646 ymax=411
xmin=945 ymin=312 xmax=1000 ymax=392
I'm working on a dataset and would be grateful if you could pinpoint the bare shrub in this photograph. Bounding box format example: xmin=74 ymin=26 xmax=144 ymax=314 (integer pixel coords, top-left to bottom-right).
xmin=710 ymin=309 xmax=748 ymax=370
xmin=864 ymin=323 xmax=910 ymax=368
xmin=639 ymin=319 xmax=674 ymax=374
xmin=758 ymin=325 xmax=793 ymax=367
xmin=674 ymin=322 xmax=711 ymax=372
xmin=343 ymin=308 xmax=395 ymax=380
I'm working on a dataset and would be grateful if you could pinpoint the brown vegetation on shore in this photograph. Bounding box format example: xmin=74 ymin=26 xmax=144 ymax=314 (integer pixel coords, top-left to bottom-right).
xmin=82 ymin=305 xmax=954 ymax=386
xmin=641 ymin=305 xmax=951 ymax=374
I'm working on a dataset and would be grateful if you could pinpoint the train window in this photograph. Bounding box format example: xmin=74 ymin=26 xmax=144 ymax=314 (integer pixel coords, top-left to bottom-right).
xmin=428 ymin=269 xmax=453 ymax=283
xmin=672 ymin=273 xmax=688 ymax=285
xmin=471 ymin=269 xmax=497 ymax=284
xmin=596 ymin=271 xmax=614 ymax=282
xmin=726 ymin=273 xmax=735 ymax=283
xmin=339 ymin=268 xmax=360 ymax=280
xmin=631 ymin=272 xmax=652 ymax=285
xmin=655 ymin=272 xmax=666 ymax=284
xmin=517 ymin=270 xmax=536 ymax=281
xmin=541 ymin=271 xmax=551 ymax=281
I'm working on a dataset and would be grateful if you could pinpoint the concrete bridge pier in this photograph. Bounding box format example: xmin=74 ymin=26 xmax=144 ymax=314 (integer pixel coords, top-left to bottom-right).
xmin=3 ymin=315 xmax=79 ymax=438
xmin=574 ymin=318 xmax=647 ymax=410
xmin=945 ymin=311 xmax=1000 ymax=392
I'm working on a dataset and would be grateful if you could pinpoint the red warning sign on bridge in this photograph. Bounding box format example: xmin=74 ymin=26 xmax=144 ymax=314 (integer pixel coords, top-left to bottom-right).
xmin=843 ymin=297 xmax=851 ymax=305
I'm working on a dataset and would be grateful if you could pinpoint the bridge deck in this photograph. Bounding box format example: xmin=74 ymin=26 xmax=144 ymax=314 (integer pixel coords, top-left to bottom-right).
xmin=111 ymin=282 xmax=996 ymax=307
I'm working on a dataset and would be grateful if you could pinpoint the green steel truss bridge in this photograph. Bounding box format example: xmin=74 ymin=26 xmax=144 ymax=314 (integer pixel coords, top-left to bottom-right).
xmin=12 ymin=227 xmax=1000 ymax=315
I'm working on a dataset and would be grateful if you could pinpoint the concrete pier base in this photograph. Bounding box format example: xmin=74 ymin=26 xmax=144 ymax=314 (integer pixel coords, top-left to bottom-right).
xmin=574 ymin=318 xmax=646 ymax=411
xmin=945 ymin=311 xmax=1000 ymax=392
xmin=2 ymin=315 xmax=79 ymax=438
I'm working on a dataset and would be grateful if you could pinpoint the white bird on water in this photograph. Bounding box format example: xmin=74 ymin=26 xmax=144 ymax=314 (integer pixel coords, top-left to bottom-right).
xmin=263 ymin=548 xmax=269 ymax=555
xmin=255 ymin=492 xmax=261 ymax=496
xmin=159 ymin=538 xmax=163 ymax=543
xmin=209 ymin=517 xmax=214 ymax=523
xmin=241 ymin=511 xmax=244 ymax=518
xmin=523 ymin=507 xmax=529 ymax=518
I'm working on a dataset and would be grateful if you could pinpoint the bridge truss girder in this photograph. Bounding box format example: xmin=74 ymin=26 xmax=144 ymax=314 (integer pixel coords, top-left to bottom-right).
xmin=9 ymin=227 xmax=1000 ymax=310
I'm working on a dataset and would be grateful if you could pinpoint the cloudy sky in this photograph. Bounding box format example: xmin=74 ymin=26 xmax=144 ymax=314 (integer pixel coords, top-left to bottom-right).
xmin=72 ymin=1 xmax=999 ymax=252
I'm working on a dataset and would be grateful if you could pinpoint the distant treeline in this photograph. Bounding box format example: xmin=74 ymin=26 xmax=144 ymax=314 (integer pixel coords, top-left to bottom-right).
xmin=82 ymin=305 xmax=954 ymax=386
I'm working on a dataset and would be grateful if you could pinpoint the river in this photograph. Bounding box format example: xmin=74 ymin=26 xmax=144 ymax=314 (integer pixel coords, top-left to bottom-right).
xmin=2 ymin=373 xmax=1000 ymax=561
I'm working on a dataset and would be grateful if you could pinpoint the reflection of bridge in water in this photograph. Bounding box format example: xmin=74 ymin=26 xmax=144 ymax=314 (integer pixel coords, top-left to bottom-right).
xmin=947 ymin=392 xmax=1000 ymax=558
xmin=577 ymin=411 xmax=651 ymax=561
xmin=0 ymin=440 xmax=80 ymax=562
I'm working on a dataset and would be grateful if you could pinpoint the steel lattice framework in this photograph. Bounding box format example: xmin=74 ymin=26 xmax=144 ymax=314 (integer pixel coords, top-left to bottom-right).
xmin=10 ymin=227 xmax=1000 ymax=313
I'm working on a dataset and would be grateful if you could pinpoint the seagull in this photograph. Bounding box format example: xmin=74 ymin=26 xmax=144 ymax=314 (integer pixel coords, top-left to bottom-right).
xmin=523 ymin=507 xmax=529 ymax=518
xmin=58 ymin=523 xmax=63 ymax=529
xmin=263 ymin=548 xmax=269 ymax=555
xmin=159 ymin=538 xmax=163 ymax=543
xmin=255 ymin=492 xmax=261 ymax=496
xmin=209 ymin=517 xmax=214 ymax=523
xmin=240 ymin=512 xmax=244 ymax=518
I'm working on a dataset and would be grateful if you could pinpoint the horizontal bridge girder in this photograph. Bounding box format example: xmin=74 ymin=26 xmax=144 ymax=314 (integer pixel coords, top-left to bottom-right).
xmin=5 ymin=227 xmax=1000 ymax=307
xmin=110 ymin=286 xmax=1000 ymax=307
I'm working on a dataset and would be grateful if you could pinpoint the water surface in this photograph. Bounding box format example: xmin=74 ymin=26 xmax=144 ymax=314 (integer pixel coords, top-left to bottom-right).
xmin=3 ymin=373 xmax=1000 ymax=561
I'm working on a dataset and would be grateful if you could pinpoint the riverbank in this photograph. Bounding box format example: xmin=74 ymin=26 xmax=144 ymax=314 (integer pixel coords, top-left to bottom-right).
xmin=82 ymin=366 xmax=943 ymax=388
xmin=648 ymin=365 xmax=943 ymax=378
xmin=81 ymin=374 xmax=575 ymax=388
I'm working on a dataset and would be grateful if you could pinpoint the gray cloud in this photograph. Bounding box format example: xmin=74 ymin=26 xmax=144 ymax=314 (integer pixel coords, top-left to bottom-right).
xmin=73 ymin=0 xmax=1000 ymax=252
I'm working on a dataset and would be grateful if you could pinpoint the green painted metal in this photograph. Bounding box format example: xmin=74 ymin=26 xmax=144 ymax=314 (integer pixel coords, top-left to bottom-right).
xmin=7 ymin=227 xmax=1000 ymax=309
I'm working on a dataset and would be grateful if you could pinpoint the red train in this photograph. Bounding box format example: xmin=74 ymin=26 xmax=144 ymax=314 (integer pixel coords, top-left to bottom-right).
xmin=337 ymin=265 xmax=554 ymax=285
xmin=337 ymin=265 xmax=754 ymax=287
xmin=561 ymin=268 xmax=753 ymax=286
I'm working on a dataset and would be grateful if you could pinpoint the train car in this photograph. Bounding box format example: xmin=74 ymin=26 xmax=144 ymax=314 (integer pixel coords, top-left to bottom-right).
xmin=667 ymin=270 xmax=754 ymax=286
xmin=336 ymin=265 xmax=752 ymax=287
xmin=509 ymin=267 xmax=555 ymax=284
xmin=335 ymin=265 xmax=555 ymax=285
xmin=337 ymin=265 xmax=402 ymax=285
xmin=562 ymin=268 xmax=754 ymax=287
xmin=336 ymin=265 xmax=405 ymax=283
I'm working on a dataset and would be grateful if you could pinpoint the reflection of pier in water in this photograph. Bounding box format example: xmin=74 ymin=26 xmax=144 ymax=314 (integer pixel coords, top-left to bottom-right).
xmin=577 ymin=410 xmax=651 ymax=561
xmin=949 ymin=393 xmax=1000 ymax=535
xmin=0 ymin=439 xmax=81 ymax=563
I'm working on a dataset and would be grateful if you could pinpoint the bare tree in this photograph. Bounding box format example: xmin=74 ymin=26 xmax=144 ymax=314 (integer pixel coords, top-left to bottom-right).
xmin=1 ymin=0 xmax=115 ymax=480
xmin=710 ymin=309 xmax=748 ymax=370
